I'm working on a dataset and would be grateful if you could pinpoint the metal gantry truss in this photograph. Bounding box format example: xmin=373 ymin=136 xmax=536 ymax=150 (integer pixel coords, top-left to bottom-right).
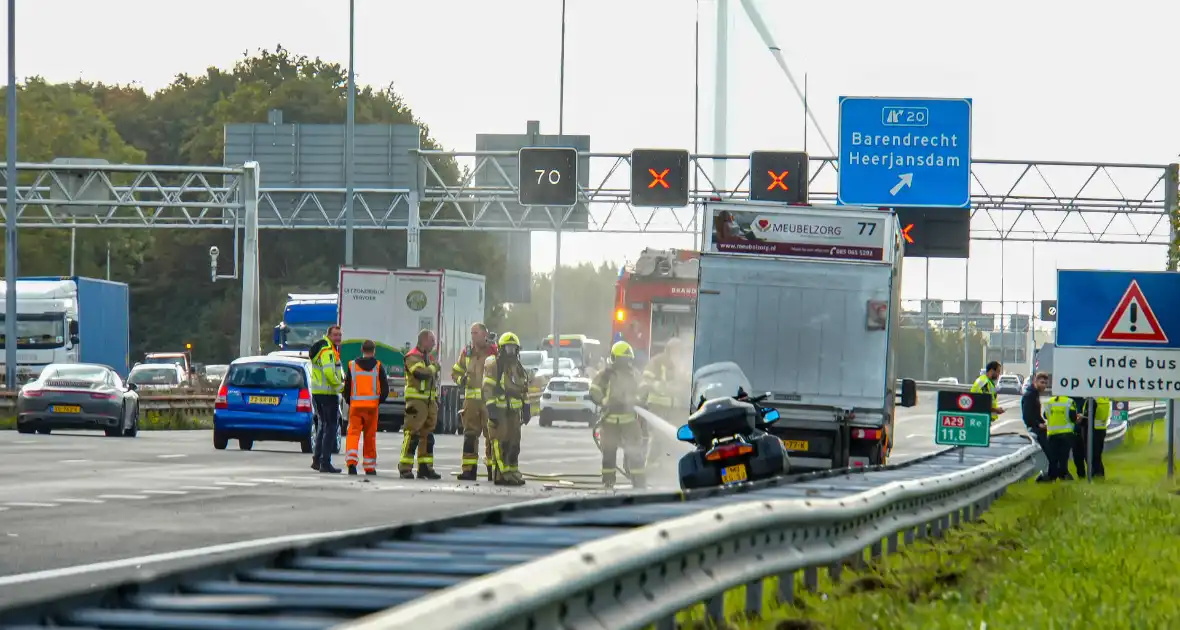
xmin=0 ymin=154 xmax=1176 ymax=246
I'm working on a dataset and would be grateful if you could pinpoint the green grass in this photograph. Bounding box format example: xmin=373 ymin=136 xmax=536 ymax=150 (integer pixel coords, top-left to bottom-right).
xmin=709 ymin=419 xmax=1180 ymax=629
xmin=0 ymin=410 xmax=212 ymax=431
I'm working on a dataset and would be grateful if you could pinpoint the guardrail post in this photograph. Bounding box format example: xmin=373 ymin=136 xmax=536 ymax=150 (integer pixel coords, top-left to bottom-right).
xmin=828 ymin=561 xmax=842 ymax=583
xmin=744 ymin=578 xmax=764 ymax=618
xmin=887 ymin=531 xmax=900 ymax=553
xmin=776 ymin=571 xmax=796 ymax=604
xmin=705 ymin=593 xmax=724 ymax=624
xmin=870 ymin=539 xmax=883 ymax=559
xmin=802 ymin=566 xmax=819 ymax=591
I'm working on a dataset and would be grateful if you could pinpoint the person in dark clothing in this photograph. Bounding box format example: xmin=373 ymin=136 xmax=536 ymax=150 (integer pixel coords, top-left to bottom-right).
xmin=1070 ymin=396 xmax=1091 ymax=478
xmin=1021 ymin=372 xmax=1051 ymax=482
xmin=309 ymin=325 xmax=345 ymax=473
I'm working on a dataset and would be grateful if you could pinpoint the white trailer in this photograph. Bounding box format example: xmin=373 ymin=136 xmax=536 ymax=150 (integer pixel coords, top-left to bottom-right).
xmin=337 ymin=267 xmax=487 ymax=433
xmin=693 ymin=201 xmax=917 ymax=471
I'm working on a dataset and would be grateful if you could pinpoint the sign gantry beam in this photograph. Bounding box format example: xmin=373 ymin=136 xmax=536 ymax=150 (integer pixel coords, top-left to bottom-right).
xmin=0 ymin=156 xmax=1170 ymax=244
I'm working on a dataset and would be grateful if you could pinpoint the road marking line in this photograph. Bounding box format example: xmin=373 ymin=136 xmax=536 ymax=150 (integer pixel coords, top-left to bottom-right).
xmin=214 ymin=481 xmax=258 ymax=487
xmin=181 ymin=485 xmax=225 ymax=491
xmin=140 ymin=490 xmax=189 ymax=495
xmin=157 ymin=454 xmax=187 ymax=459
xmin=5 ymin=502 xmax=58 ymax=508
xmin=51 ymin=498 xmax=105 ymax=504
xmin=58 ymin=459 xmax=92 ymax=464
xmin=905 ymin=433 xmax=923 ymax=439
xmin=247 ymin=478 xmax=286 ymax=484
xmin=97 ymin=494 xmax=148 ymax=500
xmin=0 ymin=525 xmax=395 ymax=586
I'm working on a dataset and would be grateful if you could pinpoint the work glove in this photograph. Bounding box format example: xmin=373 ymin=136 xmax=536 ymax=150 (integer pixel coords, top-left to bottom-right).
xmin=522 ymin=403 xmax=532 ymax=425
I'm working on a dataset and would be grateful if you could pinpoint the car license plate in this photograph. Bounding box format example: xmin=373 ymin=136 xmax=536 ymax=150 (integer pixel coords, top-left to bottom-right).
xmin=248 ymin=396 xmax=280 ymax=406
xmin=721 ymin=464 xmax=748 ymax=484
xmin=52 ymin=405 xmax=81 ymax=414
xmin=782 ymin=439 xmax=809 ymax=451
xmin=559 ymin=396 xmax=576 ymax=402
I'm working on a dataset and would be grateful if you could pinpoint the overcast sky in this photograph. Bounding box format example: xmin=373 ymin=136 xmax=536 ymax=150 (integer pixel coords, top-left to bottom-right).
xmin=2 ymin=0 xmax=1177 ymax=318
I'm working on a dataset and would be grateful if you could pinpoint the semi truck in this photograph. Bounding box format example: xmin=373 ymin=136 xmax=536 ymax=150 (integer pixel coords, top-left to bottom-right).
xmin=692 ymin=201 xmax=917 ymax=471
xmin=0 ymin=276 xmax=130 ymax=382
xmin=337 ymin=267 xmax=486 ymax=433
xmin=273 ymin=294 xmax=338 ymax=353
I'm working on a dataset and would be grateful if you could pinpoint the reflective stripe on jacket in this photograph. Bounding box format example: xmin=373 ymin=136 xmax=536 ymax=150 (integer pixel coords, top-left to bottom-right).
xmin=971 ymin=374 xmax=998 ymax=420
xmin=482 ymin=356 xmax=528 ymax=410
xmin=452 ymin=344 xmax=490 ymax=400
xmin=1044 ymin=395 xmax=1075 ymax=436
xmin=404 ymin=347 xmax=439 ymax=400
xmin=350 ymin=359 xmax=382 ymax=409
xmin=310 ymin=338 xmax=343 ymax=396
xmin=1094 ymin=397 xmax=1112 ymax=430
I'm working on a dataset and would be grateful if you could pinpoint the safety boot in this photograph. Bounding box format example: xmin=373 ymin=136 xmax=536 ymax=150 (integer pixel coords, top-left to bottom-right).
xmin=417 ymin=464 xmax=442 ymax=480
xmin=507 ymin=470 xmax=526 ymax=486
xmin=348 ymin=465 xmax=358 ymax=476
xmin=400 ymin=469 xmax=415 ymax=479
xmin=457 ymin=470 xmax=478 ymax=481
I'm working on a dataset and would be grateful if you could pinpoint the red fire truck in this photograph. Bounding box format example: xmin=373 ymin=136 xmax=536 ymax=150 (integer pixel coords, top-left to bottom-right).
xmin=612 ymin=248 xmax=699 ymax=362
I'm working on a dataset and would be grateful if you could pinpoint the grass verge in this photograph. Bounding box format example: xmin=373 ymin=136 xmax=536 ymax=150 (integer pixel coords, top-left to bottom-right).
xmin=727 ymin=419 xmax=1180 ymax=629
xmin=0 ymin=411 xmax=212 ymax=431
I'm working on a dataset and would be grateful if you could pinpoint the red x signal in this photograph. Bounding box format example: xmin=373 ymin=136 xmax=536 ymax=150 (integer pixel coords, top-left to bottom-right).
xmin=768 ymin=170 xmax=789 ymax=191
xmin=901 ymin=223 xmax=915 ymax=244
xmin=648 ymin=168 xmax=670 ymax=189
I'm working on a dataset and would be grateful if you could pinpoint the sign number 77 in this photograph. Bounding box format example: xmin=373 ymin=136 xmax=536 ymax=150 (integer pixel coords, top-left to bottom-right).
xmin=857 ymin=221 xmax=876 ymax=235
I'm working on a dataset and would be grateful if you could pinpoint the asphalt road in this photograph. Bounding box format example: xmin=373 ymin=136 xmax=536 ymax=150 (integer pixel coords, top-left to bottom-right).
xmin=0 ymin=392 xmax=1137 ymax=608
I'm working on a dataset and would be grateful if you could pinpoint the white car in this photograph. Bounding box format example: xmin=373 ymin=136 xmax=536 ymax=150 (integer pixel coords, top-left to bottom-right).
xmin=127 ymin=364 xmax=187 ymax=392
xmin=937 ymin=377 xmax=960 ymax=385
xmin=538 ymin=377 xmax=596 ymax=427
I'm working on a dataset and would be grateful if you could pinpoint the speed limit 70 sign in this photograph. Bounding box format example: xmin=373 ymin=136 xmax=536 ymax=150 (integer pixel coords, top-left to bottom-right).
xmin=1040 ymin=299 xmax=1057 ymax=322
xmin=517 ymin=147 xmax=579 ymax=207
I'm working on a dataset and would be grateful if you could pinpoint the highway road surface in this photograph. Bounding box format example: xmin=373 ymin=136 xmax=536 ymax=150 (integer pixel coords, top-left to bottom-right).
xmin=0 ymin=392 xmax=1140 ymax=608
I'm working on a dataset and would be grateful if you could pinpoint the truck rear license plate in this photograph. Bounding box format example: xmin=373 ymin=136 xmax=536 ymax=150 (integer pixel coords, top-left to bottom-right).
xmin=721 ymin=464 xmax=748 ymax=484
xmin=559 ymin=396 xmax=576 ymax=402
xmin=782 ymin=439 xmax=809 ymax=451
xmin=52 ymin=405 xmax=81 ymax=414
xmin=248 ymin=396 xmax=280 ymax=406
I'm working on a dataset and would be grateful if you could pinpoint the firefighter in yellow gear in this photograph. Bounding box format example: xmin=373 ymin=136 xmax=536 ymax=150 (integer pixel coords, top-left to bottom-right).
xmin=399 ymin=329 xmax=443 ymax=480
xmin=590 ymin=341 xmax=647 ymax=489
xmin=482 ymin=332 xmax=529 ymax=486
xmin=452 ymin=322 xmax=497 ymax=481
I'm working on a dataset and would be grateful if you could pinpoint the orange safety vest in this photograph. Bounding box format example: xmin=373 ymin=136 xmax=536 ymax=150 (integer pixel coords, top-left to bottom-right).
xmin=349 ymin=360 xmax=382 ymax=410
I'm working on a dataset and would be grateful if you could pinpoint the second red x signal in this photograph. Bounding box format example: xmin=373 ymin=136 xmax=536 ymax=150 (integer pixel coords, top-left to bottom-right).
xmin=749 ymin=151 xmax=809 ymax=204
xmin=630 ymin=149 xmax=690 ymax=208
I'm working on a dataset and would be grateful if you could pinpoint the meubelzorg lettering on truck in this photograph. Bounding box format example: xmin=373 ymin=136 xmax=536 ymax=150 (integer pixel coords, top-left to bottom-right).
xmin=693 ymin=201 xmax=917 ymax=471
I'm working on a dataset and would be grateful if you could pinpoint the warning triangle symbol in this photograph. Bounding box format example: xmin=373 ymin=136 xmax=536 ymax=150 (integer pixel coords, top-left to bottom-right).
xmin=1097 ymin=280 xmax=1168 ymax=343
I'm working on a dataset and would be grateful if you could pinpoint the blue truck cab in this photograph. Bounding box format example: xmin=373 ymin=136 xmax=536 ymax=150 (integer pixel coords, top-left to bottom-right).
xmin=273 ymin=294 xmax=339 ymax=353
xmin=0 ymin=276 xmax=130 ymax=382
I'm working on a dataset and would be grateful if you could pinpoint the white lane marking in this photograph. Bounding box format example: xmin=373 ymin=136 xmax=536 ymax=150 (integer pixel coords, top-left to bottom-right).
xmin=59 ymin=459 xmax=92 ymax=464
xmin=140 ymin=490 xmax=189 ymax=495
xmin=5 ymin=502 xmax=58 ymax=508
xmin=96 ymin=494 xmax=148 ymax=500
xmin=51 ymin=498 xmax=105 ymax=504
xmin=247 ymin=478 xmax=286 ymax=484
xmin=0 ymin=506 xmax=7 ymax=511
xmin=157 ymin=454 xmax=187 ymax=459
xmin=181 ymin=485 xmax=225 ymax=491
xmin=905 ymin=433 xmax=923 ymax=439
xmin=214 ymin=481 xmax=258 ymax=487
xmin=0 ymin=525 xmax=399 ymax=585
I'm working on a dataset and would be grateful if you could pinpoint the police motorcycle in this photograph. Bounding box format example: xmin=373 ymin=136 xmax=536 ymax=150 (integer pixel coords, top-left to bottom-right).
xmin=675 ymin=390 xmax=788 ymax=489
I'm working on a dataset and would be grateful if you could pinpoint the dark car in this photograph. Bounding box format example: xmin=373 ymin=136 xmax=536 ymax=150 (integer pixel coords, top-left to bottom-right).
xmin=16 ymin=363 xmax=141 ymax=437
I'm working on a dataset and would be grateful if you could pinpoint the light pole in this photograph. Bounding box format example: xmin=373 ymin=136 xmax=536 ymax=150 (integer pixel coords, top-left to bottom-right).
xmin=343 ymin=0 xmax=356 ymax=266
xmin=5 ymin=0 xmax=17 ymax=390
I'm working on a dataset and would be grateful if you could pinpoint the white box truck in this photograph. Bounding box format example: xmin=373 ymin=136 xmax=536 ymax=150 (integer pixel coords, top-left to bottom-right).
xmin=693 ymin=201 xmax=917 ymax=471
xmin=337 ymin=267 xmax=487 ymax=433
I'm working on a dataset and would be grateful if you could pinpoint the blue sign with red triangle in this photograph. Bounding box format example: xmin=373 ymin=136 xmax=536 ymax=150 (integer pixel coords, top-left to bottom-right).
xmin=1057 ymin=270 xmax=1180 ymax=349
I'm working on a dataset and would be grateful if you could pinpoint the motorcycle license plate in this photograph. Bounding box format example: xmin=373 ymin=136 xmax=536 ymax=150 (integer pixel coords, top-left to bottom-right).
xmin=721 ymin=464 xmax=748 ymax=484
xmin=782 ymin=439 xmax=809 ymax=451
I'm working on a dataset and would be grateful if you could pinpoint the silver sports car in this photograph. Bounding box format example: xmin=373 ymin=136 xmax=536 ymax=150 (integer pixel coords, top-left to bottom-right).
xmin=16 ymin=363 xmax=141 ymax=437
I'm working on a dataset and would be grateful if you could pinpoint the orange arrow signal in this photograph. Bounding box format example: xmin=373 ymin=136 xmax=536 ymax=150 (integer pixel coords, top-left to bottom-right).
xmin=901 ymin=223 xmax=915 ymax=244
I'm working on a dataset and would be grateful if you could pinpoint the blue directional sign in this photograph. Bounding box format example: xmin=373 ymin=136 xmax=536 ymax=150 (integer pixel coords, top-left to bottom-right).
xmin=838 ymin=97 xmax=972 ymax=208
xmin=1056 ymin=270 xmax=1180 ymax=349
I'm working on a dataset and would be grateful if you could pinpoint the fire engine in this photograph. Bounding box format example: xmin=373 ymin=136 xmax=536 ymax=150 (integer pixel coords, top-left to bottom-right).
xmin=612 ymin=248 xmax=699 ymax=361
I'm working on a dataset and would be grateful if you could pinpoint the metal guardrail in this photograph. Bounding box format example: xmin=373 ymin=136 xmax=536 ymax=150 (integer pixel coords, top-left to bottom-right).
xmin=0 ymin=391 xmax=215 ymax=413
xmin=0 ymin=434 xmax=1039 ymax=629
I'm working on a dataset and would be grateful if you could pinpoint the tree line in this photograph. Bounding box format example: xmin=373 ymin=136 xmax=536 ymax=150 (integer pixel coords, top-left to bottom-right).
xmin=0 ymin=47 xmax=505 ymax=364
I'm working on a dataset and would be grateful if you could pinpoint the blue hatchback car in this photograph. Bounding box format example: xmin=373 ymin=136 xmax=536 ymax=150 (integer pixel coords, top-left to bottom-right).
xmin=213 ymin=356 xmax=316 ymax=452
